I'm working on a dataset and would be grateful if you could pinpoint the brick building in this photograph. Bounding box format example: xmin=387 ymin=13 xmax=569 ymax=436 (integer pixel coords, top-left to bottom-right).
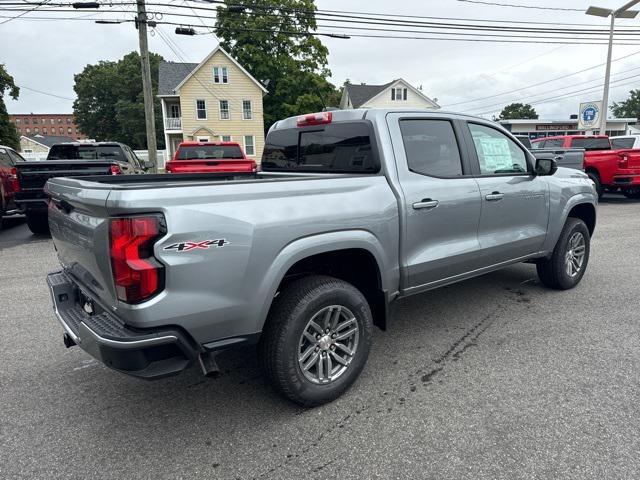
xmin=9 ymin=113 xmax=86 ymax=140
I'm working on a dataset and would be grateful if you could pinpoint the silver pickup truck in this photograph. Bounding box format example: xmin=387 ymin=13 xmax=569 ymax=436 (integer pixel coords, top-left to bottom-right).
xmin=45 ymin=109 xmax=597 ymax=406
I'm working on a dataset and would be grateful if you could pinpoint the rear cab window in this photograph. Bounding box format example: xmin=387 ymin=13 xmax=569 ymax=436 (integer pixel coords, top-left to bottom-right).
xmin=262 ymin=122 xmax=379 ymax=173
xmin=569 ymin=138 xmax=611 ymax=151
xmin=611 ymin=137 xmax=635 ymax=149
xmin=48 ymin=145 xmax=126 ymax=161
xmin=177 ymin=145 xmax=245 ymax=160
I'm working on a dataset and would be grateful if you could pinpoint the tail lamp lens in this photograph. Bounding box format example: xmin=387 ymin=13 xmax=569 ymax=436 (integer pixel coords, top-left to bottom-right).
xmin=110 ymin=164 xmax=122 ymax=175
xmin=110 ymin=215 xmax=165 ymax=303
xmin=9 ymin=167 xmax=19 ymax=192
xmin=618 ymin=153 xmax=629 ymax=168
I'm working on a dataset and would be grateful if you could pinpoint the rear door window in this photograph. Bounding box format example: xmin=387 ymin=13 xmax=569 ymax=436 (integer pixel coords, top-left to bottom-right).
xmin=570 ymin=138 xmax=610 ymax=150
xmin=262 ymin=122 xmax=378 ymax=173
xmin=611 ymin=137 xmax=635 ymax=149
xmin=399 ymin=119 xmax=463 ymax=177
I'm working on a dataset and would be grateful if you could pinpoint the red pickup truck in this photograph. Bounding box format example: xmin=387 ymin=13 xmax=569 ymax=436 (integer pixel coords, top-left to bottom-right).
xmin=165 ymin=141 xmax=257 ymax=174
xmin=531 ymin=135 xmax=640 ymax=198
xmin=0 ymin=145 xmax=25 ymax=230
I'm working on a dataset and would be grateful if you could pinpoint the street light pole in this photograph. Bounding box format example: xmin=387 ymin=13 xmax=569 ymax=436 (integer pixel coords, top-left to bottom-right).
xmin=586 ymin=1 xmax=640 ymax=135
xmin=136 ymin=0 xmax=158 ymax=172
xmin=600 ymin=13 xmax=615 ymax=135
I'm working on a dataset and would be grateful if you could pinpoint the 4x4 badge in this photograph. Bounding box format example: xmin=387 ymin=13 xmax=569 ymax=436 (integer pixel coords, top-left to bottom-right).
xmin=163 ymin=239 xmax=228 ymax=252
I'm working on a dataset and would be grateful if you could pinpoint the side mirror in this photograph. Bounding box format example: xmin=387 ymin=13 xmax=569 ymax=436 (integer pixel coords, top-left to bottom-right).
xmin=535 ymin=157 xmax=558 ymax=176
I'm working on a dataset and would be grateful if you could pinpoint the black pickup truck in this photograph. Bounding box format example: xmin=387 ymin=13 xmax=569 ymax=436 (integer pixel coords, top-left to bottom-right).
xmin=15 ymin=142 xmax=151 ymax=234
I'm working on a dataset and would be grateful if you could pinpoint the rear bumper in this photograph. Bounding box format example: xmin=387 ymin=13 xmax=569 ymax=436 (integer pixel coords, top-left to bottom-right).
xmin=14 ymin=194 xmax=48 ymax=212
xmin=612 ymin=175 xmax=640 ymax=187
xmin=47 ymin=270 xmax=198 ymax=379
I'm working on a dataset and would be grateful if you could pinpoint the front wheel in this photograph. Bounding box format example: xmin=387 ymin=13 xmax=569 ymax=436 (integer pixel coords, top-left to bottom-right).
xmin=26 ymin=212 xmax=50 ymax=235
xmin=536 ymin=217 xmax=590 ymax=290
xmin=259 ymin=275 xmax=373 ymax=406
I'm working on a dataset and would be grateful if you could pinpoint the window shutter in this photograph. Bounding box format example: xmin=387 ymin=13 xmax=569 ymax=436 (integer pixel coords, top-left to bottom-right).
xmin=403 ymin=88 xmax=407 ymax=100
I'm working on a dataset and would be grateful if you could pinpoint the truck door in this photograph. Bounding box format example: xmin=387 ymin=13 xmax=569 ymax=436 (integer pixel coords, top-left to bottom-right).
xmin=462 ymin=121 xmax=550 ymax=265
xmin=386 ymin=114 xmax=483 ymax=292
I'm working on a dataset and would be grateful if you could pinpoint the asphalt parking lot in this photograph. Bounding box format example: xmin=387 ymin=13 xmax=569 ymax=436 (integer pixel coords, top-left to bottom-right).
xmin=1 ymin=196 xmax=639 ymax=480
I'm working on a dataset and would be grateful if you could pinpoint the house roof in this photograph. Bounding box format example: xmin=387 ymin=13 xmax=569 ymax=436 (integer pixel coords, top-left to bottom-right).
xmin=158 ymin=45 xmax=268 ymax=96
xmin=158 ymin=62 xmax=199 ymax=96
xmin=22 ymin=135 xmax=75 ymax=148
xmin=345 ymin=82 xmax=394 ymax=108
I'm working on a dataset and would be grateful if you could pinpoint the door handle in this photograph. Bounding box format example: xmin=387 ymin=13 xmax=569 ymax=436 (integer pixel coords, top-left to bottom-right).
xmin=413 ymin=199 xmax=439 ymax=210
xmin=485 ymin=192 xmax=504 ymax=201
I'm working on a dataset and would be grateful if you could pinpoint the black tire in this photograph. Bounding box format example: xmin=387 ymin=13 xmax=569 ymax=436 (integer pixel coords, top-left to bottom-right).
xmin=586 ymin=171 xmax=603 ymax=200
xmin=26 ymin=212 xmax=50 ymax=235
xmin=536 ymin=217 xmax=590 ymax=290
xmin=259 ymin=275 xmax=373 ymax=406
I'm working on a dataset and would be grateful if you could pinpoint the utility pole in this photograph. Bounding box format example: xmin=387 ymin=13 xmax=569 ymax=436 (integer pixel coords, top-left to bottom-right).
xmin=136 ymin=0 xmax=158 ymax=172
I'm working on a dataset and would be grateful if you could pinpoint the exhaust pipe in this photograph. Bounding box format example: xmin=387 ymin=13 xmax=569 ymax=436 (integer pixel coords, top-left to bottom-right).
xmin=198 ymin=351 xmax=220 ymax=378
xmin=63 ymin=332 xmax=76 ymax=348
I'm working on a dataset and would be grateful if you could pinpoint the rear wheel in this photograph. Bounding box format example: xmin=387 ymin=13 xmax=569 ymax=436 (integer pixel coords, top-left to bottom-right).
xmin=536 ymin=217 xmax=590 ymax=290
xmin=26 ymin=212 xmax=50 ymax=235
xmin=586 ymin=171 xmax=603 ymax=199
xmin=259 ymin=275 xmax=373 ymax=406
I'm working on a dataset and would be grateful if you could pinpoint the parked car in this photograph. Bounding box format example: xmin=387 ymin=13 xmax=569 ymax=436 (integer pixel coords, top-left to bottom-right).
xmin=165 ymin=141 xmax=257 ymax=173
xmin=610 ymin=134 xmax=640 ymax=150
xmin=0 ymin=145 xmax=25 ymax=230
xmin=45 ymin=109 xmax=597 ymax=406
xmin=531 ymin=135 xmax=640 ymax=198
xmin=14 ymin=142 xmax=151 ymax=234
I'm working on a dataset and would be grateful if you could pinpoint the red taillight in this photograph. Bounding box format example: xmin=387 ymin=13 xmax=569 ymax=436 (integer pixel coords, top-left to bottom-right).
xmin=9 ymin=167 xmax=20 ymax=192
xmin=109 ymin=215 xmax=165 ymax=303
xmin=297 ymin=111 xmax=332 ymax=127
xmin=165 ymin=163 xmax=173 ymax=173
xmin=618 ymin=152 xmax=629 ymax=168
xmin=110 ymin=164 xmax=122 ymax=175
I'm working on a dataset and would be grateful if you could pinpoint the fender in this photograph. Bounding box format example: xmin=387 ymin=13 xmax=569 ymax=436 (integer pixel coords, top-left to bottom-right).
xmin=542 ymin=192 xmax=597 ymax=254
xmin=255 ymin=229 xmax=398 ymax=330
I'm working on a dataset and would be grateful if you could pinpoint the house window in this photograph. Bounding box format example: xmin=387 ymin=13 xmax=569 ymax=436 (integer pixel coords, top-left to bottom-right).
xmin=196 ymin=99 xmax=207 ymax=119
xmin=66 ymin=118 xmax=71 ymax=124
xmin=34 ymin=127 xmax=39 ymax=134
xmin=170 ymin=104 xmax=180 ymax=118
xmin=15 ymin=119 xmax=20 ymax=124
xmin=391 ymin=87 xmax=408 ymax=101
xmin=50 ymin=119 xmax=55 ymax=125
xmin=41 ymin=118 xmax=45 ymax=124
xmin=68 ymin=127 xmax=72 ymax=134
xmin=219 ymin=100 xmax=230 ymax=119
xmin=59 ymin=127 xmax=63 ymax=134
xmin=221 ymin=135 xmax=232 ymax=142
xmin=57 ymin=118 xmax=62 ymax=124
xmin=197 ymin=137 xmax=209 ymax=142
xmin=242 ymin=100 xmax=252 ymax=120
xmin=32 ymin=118 xmax=38 ymax=124
xmin=244 ymin=135 xmax=255 ymax=156
xmin=25 ymin=128 xmax=30 ymax=134
xmin=213 ymin=66 xmax=228 ymax=84
xmin=24 ymin=149 xmax=33 ymax=154
xmin=43 ymin=128 xmax=47 ymax=135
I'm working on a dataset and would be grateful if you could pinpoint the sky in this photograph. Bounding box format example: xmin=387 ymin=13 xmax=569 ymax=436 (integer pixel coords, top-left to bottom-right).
xmin=1 ymin=0 xmax=640 ymax=120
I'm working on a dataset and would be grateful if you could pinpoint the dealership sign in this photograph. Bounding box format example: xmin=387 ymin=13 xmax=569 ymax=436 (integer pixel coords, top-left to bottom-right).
xmin=578 ymin=101 xmax=602 ymax=130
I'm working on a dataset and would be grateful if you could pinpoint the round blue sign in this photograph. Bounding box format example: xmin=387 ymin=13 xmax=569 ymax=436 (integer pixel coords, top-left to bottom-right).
xmin=580 ymin=103 xmax=600 ymax=128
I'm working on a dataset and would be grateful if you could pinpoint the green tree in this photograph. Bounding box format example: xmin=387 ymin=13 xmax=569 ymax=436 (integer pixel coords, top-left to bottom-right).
xmin=0 ymin=64 xmax=20 ymax=150
xmin=215 ymin=0 xmax=340 ymax=129
xmin=612 ymin=89 xmax=640 ymax=119
xmin=497 ymin=103 xmax=539 ymax=120
xmin=73 ymin=52 xmax=164 ymax=148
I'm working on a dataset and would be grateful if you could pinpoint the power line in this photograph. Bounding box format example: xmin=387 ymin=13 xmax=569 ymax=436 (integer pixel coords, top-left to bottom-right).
xmin=456 ymin=0 xmax=584 ymax=12
xmin=16 ymin=84 xmax=75 ymax=100
xmin=442 ymin=48 xmax=640 ymax=107
xmin=0 ymin=0 xmax=49 ymax=25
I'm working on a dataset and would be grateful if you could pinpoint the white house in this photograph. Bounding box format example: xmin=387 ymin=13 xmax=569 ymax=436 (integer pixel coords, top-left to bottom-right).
xmin=340 ymin=79 xmax=440 ymax=110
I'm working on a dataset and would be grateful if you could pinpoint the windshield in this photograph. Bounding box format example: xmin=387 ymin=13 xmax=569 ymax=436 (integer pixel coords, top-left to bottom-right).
xmin=570 ymin=138 xmax=610 ymax=151
xmin=177 ymin=145 xmax=244 ymax=160
xmin=47 ymin=145 xmax=125 ymax=161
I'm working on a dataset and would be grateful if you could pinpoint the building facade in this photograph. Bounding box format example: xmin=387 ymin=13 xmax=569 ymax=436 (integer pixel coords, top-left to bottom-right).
xmin=9 ymin=114 xmax=85 ymax=140
xmin=499 ymin=118 xmax=638 ymax=140
xmin=340 ymin=79 xmax=440 ymax=110
xmin=157 ymin=46 xmax=267 ymax=160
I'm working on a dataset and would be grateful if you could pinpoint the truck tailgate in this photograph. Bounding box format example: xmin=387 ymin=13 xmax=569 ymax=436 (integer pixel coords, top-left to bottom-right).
xmin=167 ymin=159 xmax=256 ymax=173
xmin=17 ymin=161 xmax=115 ymax=192
xmin=46 ymin=179 xmax=117 ymax=307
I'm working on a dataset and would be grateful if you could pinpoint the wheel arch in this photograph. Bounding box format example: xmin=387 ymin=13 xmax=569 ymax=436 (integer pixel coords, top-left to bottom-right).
xmin=257 ymin=231 xmax=394 ymax=332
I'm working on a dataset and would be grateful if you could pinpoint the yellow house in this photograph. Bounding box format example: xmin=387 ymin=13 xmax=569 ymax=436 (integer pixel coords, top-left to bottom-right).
xmin=157 ymin=46 xmax=267 ymax=161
